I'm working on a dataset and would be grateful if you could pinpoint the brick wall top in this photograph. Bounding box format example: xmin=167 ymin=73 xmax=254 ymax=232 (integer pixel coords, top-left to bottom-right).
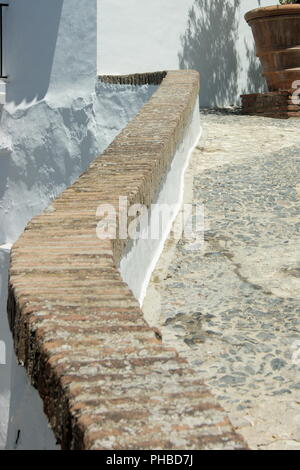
xmin=7 ymin=71 xmax=246 ymax=450
xmin=98 ymin=71 xmax=167 ymax=86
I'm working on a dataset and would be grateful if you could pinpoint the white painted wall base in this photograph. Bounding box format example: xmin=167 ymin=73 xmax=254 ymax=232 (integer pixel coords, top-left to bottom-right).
xmin=0 ymin=245 xmax=12 ymax=450
xmin=5 ymin=358 xmax=60 ymax=450
xmin=0 ymin=83 xmax=157 ymax=244
xmin=119 ymin=98 xmax=201 ymax=305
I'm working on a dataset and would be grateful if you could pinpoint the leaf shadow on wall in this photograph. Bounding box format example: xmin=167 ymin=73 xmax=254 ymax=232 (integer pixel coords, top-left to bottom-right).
xmin=242 ymin=40 xmax=268 ymax=95
xmin=178 ymin=0 xmax=241 ymax=107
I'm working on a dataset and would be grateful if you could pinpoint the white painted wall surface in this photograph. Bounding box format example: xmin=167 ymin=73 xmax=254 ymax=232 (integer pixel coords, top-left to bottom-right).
xmin=0 ymin=246 xmax=12 ymax=450
xmin=98 ymin=0 xmax=275 ymax=106
xmin=5 ymin=0 xmax=96 ymax=108
xmin=0 ymin=82 xmax=156 ymax=244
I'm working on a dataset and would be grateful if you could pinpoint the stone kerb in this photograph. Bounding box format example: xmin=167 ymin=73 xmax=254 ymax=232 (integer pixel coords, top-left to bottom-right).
xmin=7 ymin=71 xmax=246 ymax=450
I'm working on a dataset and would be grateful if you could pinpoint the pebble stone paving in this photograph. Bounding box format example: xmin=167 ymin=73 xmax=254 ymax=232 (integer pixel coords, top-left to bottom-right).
xmin=143 ymin=110 xmax=300 ymax=450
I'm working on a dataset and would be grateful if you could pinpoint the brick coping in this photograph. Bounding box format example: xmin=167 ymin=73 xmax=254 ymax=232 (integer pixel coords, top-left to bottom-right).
xmin=98 ymin=71 xmax=167 ymax=86
xmin=7 ymin=71 xmax=246 ymax=450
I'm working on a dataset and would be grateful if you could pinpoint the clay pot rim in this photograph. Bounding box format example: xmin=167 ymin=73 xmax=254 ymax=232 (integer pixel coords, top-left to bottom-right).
xmin=245 ymin=4 xmax=300 ymax=23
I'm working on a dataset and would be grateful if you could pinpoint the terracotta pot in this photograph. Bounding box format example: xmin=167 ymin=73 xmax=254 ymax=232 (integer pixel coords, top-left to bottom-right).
xmin=245 ymin=5 xmax=300 ymax=91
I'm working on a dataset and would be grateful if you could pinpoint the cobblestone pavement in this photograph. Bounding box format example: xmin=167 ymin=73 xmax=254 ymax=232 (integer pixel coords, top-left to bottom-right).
xmin=143 ymin=111 xmax=300 ymax=450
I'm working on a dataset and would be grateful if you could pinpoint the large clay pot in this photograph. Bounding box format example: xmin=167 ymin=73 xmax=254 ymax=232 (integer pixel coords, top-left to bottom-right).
xmin=245 ymin=5 xmax=300 ymax=91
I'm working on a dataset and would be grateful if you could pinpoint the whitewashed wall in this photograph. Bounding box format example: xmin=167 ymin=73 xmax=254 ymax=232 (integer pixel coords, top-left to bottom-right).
xmin=5 ymin=0 xmax=96 ymax=108
xmin=98 ymin=0 xmax=275 ymax=106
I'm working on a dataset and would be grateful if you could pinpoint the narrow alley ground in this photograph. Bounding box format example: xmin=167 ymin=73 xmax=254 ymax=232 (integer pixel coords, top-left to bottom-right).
xmin=143 ymin=111 xmax=300 ymax=450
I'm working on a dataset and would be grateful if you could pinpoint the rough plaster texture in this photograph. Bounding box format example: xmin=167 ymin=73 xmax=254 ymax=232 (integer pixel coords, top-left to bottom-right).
xmin=0 ymin=83 xmax=156 ymax=245
xmin=98 ymin=0 xmax=276 ymax=107
xmin=7 ymin=71 xmax=246 ymax=450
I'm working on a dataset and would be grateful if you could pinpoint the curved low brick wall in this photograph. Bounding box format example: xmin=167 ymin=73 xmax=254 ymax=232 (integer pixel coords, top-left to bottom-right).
xmin=7 ymin=71 xmax=246 ymax=450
